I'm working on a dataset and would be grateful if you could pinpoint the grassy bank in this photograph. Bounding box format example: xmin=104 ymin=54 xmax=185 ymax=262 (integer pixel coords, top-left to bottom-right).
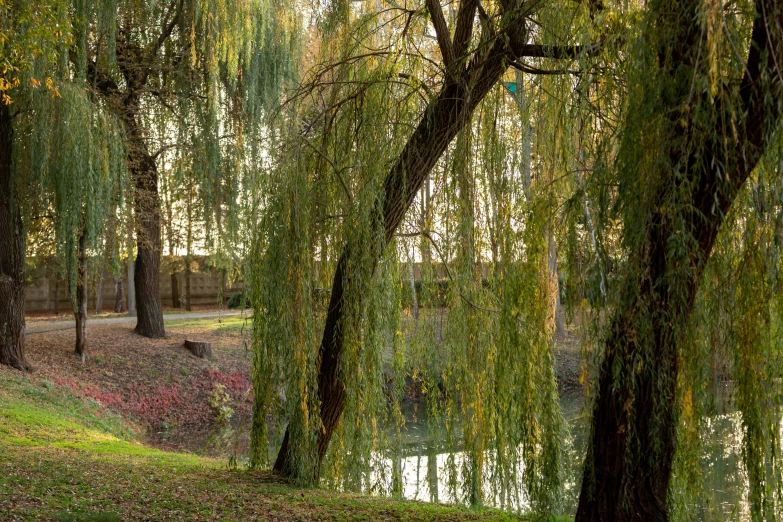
xmin=0 ymin=368 xmax=530 ymax=521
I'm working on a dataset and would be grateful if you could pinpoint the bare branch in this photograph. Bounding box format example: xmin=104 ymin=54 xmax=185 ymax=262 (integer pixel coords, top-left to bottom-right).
xmin=510 ymin=59 xmax=580 ymax=75
xmin=517 ymin=42 xmax=602 ymax=59
xmin=299 ymin=134 xmax=354 ymax=204
xmin=453 ymin=0 xmax=478 ymax=60
xmin=146 ymin=0 xmax=183 ymax=71
xmin=426 ymin=0 xmax=456 ymax=70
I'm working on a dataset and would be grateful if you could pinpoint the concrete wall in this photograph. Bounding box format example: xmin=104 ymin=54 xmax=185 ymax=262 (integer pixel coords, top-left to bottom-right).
xmin=24 ymin=261 xmax=243 ymax=312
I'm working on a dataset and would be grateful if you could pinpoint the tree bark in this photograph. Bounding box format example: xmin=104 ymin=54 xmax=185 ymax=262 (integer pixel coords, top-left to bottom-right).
xmin=273 ymin=3 xmax=530 ymax=479
xmin=184 ymin=339 xmax=211 ymax=359
xmin=114 ymin=274 xmax=126 ymax=313
xmin=575 ymin=1 xmax=783 ymax=520
xmin=185 ymin=187 xmax=193 ymax=311
xmin=184 ymin=261 xmax=192 ymax=311
xmin=84 ymin=8 xmax=176 ymax=337
xmin=121 ymin=99 xmax=165 ymax=338
xmin=74 ymin=229 xmax=88 ymax=360
xmin=0 ymin=103 xmax=31 ymax=372
xmin=127 ymin=238 xmax=136 ymax=313
xmin=171 ymin=271 xmax=180 ymax=308
xmin=95 ymin=269 xmax=104 ymax=314
xmin=54 ymin=276 xmax=60 ymax=315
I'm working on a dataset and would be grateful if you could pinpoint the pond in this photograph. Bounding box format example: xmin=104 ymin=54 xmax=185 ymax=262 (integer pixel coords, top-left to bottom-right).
xmin=389 ymin=386 xmax=748 ymax=519
xmin=154 ymin=384 xmax=751 ymax=520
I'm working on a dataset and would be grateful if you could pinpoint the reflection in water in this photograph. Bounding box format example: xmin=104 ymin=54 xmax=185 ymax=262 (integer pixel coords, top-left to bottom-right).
xmin=158 ymin=387 xmax=751 ymax=520
xmin=378 ymin=389 xmax=589 ymax=514
xmin=376 ymin=388 xmax=750 ymax=520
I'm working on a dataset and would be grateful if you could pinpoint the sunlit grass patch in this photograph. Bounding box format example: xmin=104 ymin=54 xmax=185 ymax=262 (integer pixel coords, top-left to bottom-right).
xmin=0 ymin=369 xmax=534 ymax=521
xmin=165 ymin=314 xmax=251 ymax=332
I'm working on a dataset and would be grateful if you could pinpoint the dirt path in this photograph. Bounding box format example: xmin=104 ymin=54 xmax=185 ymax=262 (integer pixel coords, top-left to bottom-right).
xmin=25 ymin=310 xmax=248 ymax=335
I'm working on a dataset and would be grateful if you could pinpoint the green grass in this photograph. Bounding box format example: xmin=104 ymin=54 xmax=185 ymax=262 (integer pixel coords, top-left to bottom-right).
xmin=164 ymin=314 xmax=250 ymax=332
xmin=0 ymin=370 xmax=532 ymax=521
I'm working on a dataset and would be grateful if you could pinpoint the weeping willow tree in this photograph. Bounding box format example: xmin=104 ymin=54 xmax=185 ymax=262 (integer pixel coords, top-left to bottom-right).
xmin=573 ymin=0 xmax=783 ymax=518
xmin=0 ymin=0 xmax=69 ymax=370
xmin=0 ymin=1 xmax=126 ymax=369
xmin=78 ymin=0 xmax=299 ymax=337
xmin=249 ymin=0 xmax=605 ymax=514
xmin=17 ymin=84 xmax=127 ymax=359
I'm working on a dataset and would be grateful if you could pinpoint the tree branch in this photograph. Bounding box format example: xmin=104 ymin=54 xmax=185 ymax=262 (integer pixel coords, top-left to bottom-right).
xmin=144 ymin=0 xmax=183 ymax=78
xmin=426 ymin=0 xmax=456 ymax=71
xmin=510 ymin=59 xmax=580 ymax=75
xmin=397 ymin=73 xmax=433 ymax=98
xmin=85 ymin=57 xmax=121 ymax=97
xmin=453 ymin=0 xmax=478 ymax=60
xmin=517 ymin=42 xmax=602 ymax=59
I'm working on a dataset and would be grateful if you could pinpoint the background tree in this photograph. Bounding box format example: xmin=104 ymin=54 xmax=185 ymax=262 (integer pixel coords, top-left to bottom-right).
xmin=82 ymin=0 xmax=298 ymax=337
xmin=1 ymin=0 xmax=126 ymax=369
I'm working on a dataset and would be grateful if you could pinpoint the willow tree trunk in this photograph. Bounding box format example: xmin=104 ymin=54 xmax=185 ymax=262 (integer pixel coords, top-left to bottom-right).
xmin=273 ymin=9 xmax=531 ymax=479
xmin=122 ymin=100 xmax=165 ymax=338
xmin=74 ymin=230 xmax=88 ymax=360
xmin=0 ymin=103 xmax=30 ymax=371
xmin=575 ymin=1 xmax=783 ymax=520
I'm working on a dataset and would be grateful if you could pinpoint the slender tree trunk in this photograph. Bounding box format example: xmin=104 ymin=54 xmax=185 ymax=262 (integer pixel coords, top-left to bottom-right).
xmin=54 ymin=276 xmax=60 ymax=316
xmin=185 ymin=187 xmax=193 ymax=311
xmin=171 ymin=272 xmax=180 ymax=308
xmin=43 ymin=274 xmax=50 ymax=311
xmin=74 ymin=229 xmax=88 ymax=360
xmin=273 ymin=17 xmax=530 ymax=479
xmin=408 ymin=246 xmax=418 ymax=319
xmin=420 ymin=177 xmax=431 ymax=270
xmin=184 ymin=262 xmax=192 ymax=311
xmin=575 ymin=2 xmax=783 ymax=519
xmin=0 ymin=103 xmax=30 ymax=372
xmin=95 ymin=269 xmax=104 ymax=314
xmin=127 ymin=240 xmax=136 ymax=313
xmin=549 ymin=231 xmax=565 ymax=337
xmin=163 ymin=169 xmax=181 ymax=309
xmin=114 ymin=275 xmax=126 ymax=313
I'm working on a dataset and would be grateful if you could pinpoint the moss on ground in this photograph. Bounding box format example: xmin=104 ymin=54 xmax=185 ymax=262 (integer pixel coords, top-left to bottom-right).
xmin=0 ymin=370 xmax=533 ymax=521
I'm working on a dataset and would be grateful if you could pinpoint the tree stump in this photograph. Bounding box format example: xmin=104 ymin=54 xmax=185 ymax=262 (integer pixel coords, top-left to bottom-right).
xmin=184 ymin=340 xmax=211 ymax=359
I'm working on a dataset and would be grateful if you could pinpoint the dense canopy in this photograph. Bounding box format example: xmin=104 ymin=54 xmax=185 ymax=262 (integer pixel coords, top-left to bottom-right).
xmin=2 ymin=0 xmax=783 ymax=521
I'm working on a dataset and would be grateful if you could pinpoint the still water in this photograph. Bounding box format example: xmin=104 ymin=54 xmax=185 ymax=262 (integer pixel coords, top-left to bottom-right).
xmin=159 ymin=386 xmax=751 ymax=520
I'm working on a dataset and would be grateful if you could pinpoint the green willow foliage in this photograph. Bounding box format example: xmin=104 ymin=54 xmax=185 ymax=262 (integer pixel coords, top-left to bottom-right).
xmin=15 ymin=82 xmax=127 ymax=294
xmin=670 ymin=154 xmax=783 ymax=521
xmin=253 ymin=0 xmax=783 ymax=518
xmin=248 ymin=0 xmax=605 ymax=515
xmin=189 ymin=0 xmax=301 ymax=256
xmin=570 ymin=0 xmax=783 ymax=519
xmin=65 ymin=0 xmax=300 ymax=275
xmin=6 ymin=0 xmax=126 ymax=297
